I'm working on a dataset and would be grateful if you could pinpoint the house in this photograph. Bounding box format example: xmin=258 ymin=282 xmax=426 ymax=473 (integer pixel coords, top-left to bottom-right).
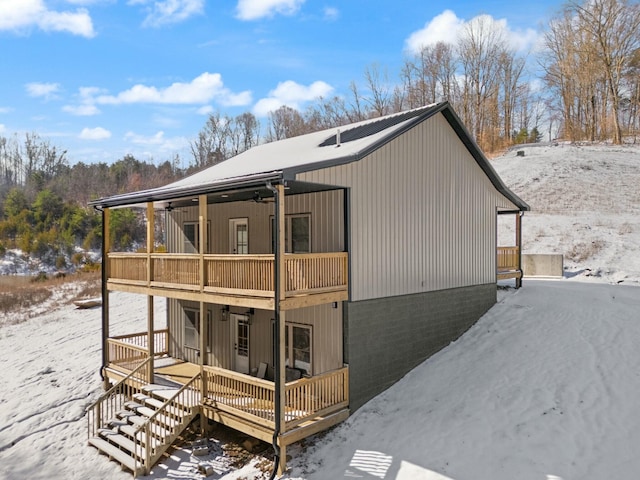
xmin=86 ymin=102 xmax=528 ymax=476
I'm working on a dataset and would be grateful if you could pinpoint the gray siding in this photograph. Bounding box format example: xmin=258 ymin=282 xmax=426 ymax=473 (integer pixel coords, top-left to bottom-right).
xmin=166 ymin=190 xmax=344 ymax=254
xmin=345 ymin=283 xmax=496 ymax=411
xmin=298 ymin=113 xmax=519 ymax=301
xmin=168 ymin=300 xmax=343 ymax=375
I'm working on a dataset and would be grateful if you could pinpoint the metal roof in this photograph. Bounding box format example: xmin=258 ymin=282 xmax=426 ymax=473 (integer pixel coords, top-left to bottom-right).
xmin=89 ymin=102 xmax=529 ymax=211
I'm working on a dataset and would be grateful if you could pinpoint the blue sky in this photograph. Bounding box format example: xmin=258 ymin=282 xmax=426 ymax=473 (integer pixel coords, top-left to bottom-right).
xmin=0 ymin=0 xmax=559 ymax=166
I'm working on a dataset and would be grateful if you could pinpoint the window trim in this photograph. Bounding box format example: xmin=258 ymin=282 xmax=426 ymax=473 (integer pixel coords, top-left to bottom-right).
xmin=270 ymin=213 xmax=312 ymax=253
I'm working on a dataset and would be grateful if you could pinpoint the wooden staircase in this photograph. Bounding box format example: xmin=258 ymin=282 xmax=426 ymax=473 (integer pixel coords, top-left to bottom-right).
xmin=87 ymin=359 xmax=201 ymax=477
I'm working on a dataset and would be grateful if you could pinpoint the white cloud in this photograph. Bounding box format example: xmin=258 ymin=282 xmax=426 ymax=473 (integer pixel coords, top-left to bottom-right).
xmin=323 ymin=7 xmax=338 ymax=21
xmin=0 ymin=124 xmax=5 ymax=134
xmin=236 ymin=0 xmax=305 ymax=21
xmin=94 ymin=72 xmax=252 ymax=106
xmin=130 ymin=0 xmax=204 ymax=27
xmin=125 ymin=130 xmax=168 ymax=145
xmin=405 ymin=10 xmax=539 ymax=54
xmin=253 ymin=80 xmax=333 ymax=117
xmin=0 ymin=107 xmax=12 ymax=114
xmin=25 ymin=82 xmax=61 ymax=100
xmin=0 ymin=0 xmax=95 ymax=37
xmin=64 ymin=104 xmax=101 ymax=115
xmin=79 ymin=127 xmax=111 ymax=140
xmin=197 ymin=105 xmax=214 ymax=115
xmin=124 ymin=130 xmax=189 ymax=155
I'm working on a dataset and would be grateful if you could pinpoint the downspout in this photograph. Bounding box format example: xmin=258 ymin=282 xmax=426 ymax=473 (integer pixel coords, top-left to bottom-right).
xmin=94 ymin=205 xmax=107 ymax=381
xmin=265 ymin=181 xmax=281 ymax=480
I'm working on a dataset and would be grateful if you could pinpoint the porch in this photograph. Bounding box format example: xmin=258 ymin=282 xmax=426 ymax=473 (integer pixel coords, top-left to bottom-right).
xmin=106 ymin=251 xmax=349 ymax=310
xmin=497 ymin=246 xmax=522 ymax=281
xmin=103 ymin=330 xmax=350 ymax=446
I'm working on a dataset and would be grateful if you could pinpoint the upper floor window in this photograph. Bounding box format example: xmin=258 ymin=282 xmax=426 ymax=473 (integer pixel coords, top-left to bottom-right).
xmin=183 ymin=221 xmax=210 ymax=253
xmin=271 ymin=213 xmax=311 ymax=253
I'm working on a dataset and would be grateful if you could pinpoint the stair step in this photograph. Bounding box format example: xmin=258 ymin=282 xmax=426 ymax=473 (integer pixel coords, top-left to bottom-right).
xmin=109 ymin=418 xmax=165 ymax=449
xmin=133 ymin=393 xmax=188 ymax=417
xmin=124 ymin=401 xmax=182 ymax=429
xmin=89 ymin=436 xmax=139 ymax=474
xmin=98 ymin=428 xmax=146 ymax=460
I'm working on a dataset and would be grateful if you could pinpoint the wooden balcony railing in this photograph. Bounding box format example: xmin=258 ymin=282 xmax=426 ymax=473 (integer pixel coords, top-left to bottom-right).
xmin=111 ymin=329 xmax=169 ymax=356
xmin=107 ymin=252 xmax=348 ymax=298
xmin=497 ymin=246 xmax=520 ymax=271
xmin=202 ymin=365 xmax=349 ymax=431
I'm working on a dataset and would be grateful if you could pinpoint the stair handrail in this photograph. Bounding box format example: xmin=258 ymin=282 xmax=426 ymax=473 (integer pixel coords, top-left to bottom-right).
xmin=135 ymin=372 xmax=202 ymax=471
xmin=87 ymin=357 xmax=152 ymax=439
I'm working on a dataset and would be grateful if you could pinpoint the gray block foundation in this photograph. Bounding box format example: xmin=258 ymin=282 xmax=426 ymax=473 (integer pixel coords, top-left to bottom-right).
xmin=345 ymin=283 xmax=496 ymax=411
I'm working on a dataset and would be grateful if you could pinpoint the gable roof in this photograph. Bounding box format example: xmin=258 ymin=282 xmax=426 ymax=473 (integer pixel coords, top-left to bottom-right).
xmin=90 ymin=102 xmax=529 ymax=211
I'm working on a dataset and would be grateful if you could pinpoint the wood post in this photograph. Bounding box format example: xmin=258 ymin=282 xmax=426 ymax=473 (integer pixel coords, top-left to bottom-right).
xmin=515 ymin=212 xmax=522 ymax=289
xmin=102 ymin=207 xmax=111 ymax=390
xmin=146 ymin=203 xmax=155 ymax=382
xmin=199 ymin=194 xmax=208 ymax=434
xmin=276 ymin=183 xmax=287 ymax=475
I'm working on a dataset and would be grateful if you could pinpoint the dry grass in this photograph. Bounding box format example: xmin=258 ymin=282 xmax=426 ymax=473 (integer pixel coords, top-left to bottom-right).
xmin=0 ymin=271 xmax=101 ymax=322
xmin=566 ymin=240 xmax=605 ymax=263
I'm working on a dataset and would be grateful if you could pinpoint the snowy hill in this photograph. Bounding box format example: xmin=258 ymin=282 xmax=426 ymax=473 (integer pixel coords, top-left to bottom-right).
xmin=1 ymin=143 xmax=639 ymax=480
xmin=493 ymin=143 xmax=640 ymax=285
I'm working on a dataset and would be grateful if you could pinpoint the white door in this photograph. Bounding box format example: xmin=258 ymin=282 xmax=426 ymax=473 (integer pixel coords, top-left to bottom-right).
xmin=232 ymin=314 xmax=250 ymax=374
xmin=229 ymin=218 xmax=248 ymax=254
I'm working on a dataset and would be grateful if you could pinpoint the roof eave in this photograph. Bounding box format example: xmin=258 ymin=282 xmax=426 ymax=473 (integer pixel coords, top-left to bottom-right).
xmin=88 ymin=171 xmax=284 ymax=208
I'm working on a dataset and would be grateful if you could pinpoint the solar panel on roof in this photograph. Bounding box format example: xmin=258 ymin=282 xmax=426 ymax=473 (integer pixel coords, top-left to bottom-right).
xmin=318 ymin=107 xmax=428 ymax=147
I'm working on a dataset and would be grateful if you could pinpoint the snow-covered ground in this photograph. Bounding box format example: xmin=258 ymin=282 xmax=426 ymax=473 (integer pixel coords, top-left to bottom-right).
xmin=1 ymin=143 xmax=639 ymax=480
xmin=495 ymin=142 xmax=640 ymax=285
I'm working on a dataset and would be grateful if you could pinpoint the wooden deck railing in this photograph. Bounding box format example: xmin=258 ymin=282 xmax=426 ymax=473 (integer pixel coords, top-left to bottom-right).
xmin=107 ymin=338 xmax=149 ymax=373
xmin=202 ymin=365 xmax=349 ymax=430
xmin=111 ymin=329 xmax=169 ymax=356
xmin=107 ymin=252 xmax=348 ymax=297
xmin=497 ymin=246 xmax=520 ymax=271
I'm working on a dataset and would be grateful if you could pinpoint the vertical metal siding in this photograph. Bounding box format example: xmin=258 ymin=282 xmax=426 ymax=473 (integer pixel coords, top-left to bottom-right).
xmin=298 ymin=113 xmax=518 ymax=301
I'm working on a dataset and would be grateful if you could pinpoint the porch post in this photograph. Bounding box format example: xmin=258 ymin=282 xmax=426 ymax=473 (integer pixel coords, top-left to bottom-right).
xmin=146 ymin=203 xmax=155 ymax=382
xmin=515 ymin=212 xmax=523 ymax=289
xmin=198 ymin=194 xmax=208 ymax=433
xmin=276 ymin=183 xmax=287 ymax=475
xmin=102 ymin=207 xmax=111 ymax=390
xmin=199 ymin=194 xmax=207 ymax=290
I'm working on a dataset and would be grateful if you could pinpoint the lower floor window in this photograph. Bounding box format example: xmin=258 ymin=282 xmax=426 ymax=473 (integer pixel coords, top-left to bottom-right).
xmin=285 ymin=324 xmax=312 ymax=375
xmin=184 ymin=309 xmax=199 ymax=349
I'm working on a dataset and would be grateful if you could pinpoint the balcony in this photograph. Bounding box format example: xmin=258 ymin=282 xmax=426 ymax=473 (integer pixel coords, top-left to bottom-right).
xmin=106 ymin=252 xmax=349 ymax=309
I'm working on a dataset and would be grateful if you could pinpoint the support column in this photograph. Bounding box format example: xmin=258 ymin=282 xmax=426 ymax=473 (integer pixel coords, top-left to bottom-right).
xmin=515 ymin=212 xmax=523 ymax=289
xmin=276 ymin=183 xmax=287 ymax=475
xmin=102 ymin=207 xmax=111 ymax=390
xmin=146 ymin=203 xmax=155 ymax=382
xmin=198 ymin=194 xmax=208 ymax=433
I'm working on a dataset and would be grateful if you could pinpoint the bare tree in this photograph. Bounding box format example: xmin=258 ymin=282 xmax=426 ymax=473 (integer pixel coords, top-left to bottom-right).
xmin=190 ymin=112 xmax=232 ymax=168
xmin=266 ymin=105 xmax=309 ymax=141
xmin=570 ymin=0 xmax=640 ymax=144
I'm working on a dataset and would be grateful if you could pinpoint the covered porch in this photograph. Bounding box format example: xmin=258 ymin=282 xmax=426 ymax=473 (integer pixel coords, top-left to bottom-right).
xmin=103 ymin=329 xmax=349 ymax=449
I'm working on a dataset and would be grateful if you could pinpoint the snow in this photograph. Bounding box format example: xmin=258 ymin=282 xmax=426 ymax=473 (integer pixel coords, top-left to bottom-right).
xmin=1 ymin=143 xmax=639 ymax=479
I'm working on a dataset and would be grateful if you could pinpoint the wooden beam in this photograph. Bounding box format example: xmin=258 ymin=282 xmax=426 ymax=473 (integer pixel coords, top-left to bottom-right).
xmin=102 ymin=207 xmax=111 ymax=389
xmin=199 ymin=194 xmax=207 ymax=292
xmin=515 ymin=213 xmax=523 ymax=289
xmin=147 ymin=295 xmax=154 ymax=383
xmin=146 ymin=203 xmax=155 ymax=382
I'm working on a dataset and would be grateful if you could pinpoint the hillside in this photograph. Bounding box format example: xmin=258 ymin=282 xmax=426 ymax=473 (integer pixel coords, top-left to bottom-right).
xmin=493 ymin=143 xmax=640 ymax=285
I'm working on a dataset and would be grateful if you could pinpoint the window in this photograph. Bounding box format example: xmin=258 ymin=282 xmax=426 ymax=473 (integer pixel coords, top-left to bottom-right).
xmin=271 ymin=214 xmax=311 ymax=253
xmin=273 ymin=322 xmax=313 ymax=376
xmin=183 ymin=221 xmax=210 ymax=253
xmin=184 ymin=308 xmax=199 ymax=349
xmin=184 ymin=307 xmax=211 ymax=351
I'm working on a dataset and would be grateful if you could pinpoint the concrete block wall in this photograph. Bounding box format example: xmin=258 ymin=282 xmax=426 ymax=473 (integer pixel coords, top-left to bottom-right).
xmin=344 ymin=283 xmax=496 ymax=411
